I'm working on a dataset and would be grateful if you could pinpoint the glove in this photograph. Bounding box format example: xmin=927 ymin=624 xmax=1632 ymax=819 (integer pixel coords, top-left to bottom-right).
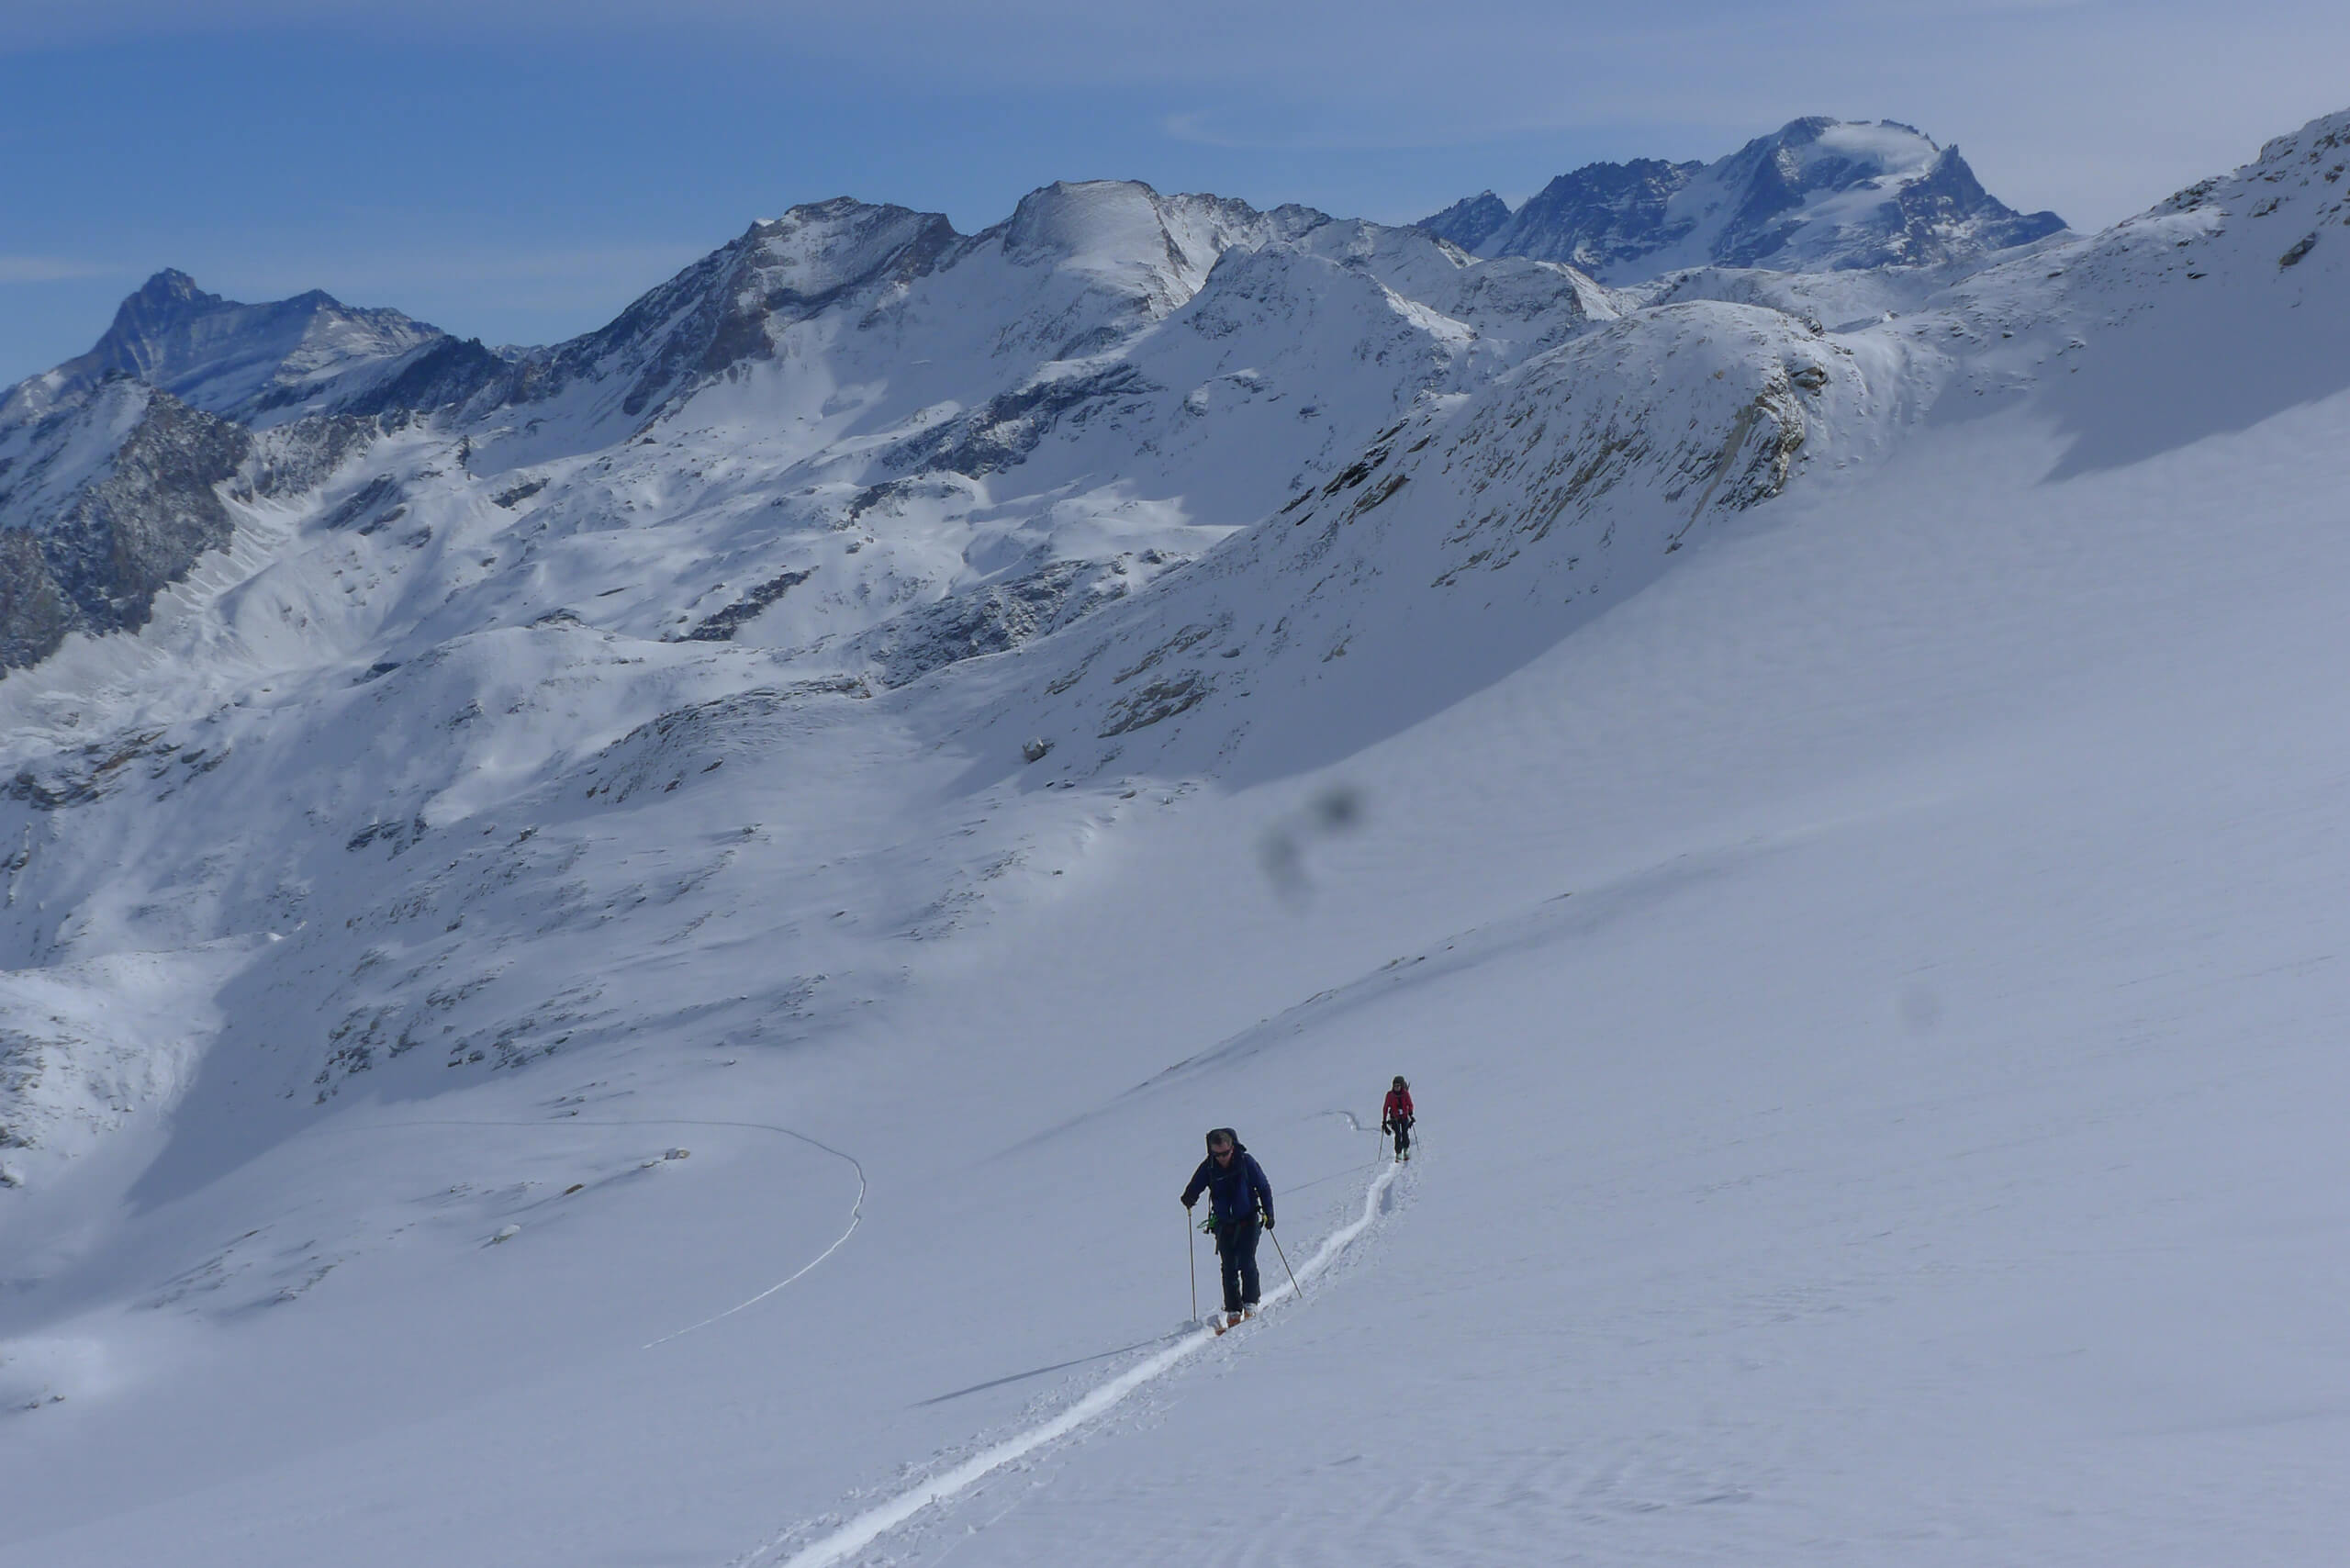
xmin=1261 ymin=1214 xmax=1274 ymax=1230
xmin=1181 ymin=1195 xmax=1195 ymax=1209
xmin=1381 ymin=1120 xmax=1392 ymax=1134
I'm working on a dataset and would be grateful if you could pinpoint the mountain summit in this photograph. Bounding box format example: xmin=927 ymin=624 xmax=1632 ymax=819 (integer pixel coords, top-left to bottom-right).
xmin=1423 ymin=118 xmax=2066 ymax=281
xmin=16 ymin=269 xmax=446 ymax=427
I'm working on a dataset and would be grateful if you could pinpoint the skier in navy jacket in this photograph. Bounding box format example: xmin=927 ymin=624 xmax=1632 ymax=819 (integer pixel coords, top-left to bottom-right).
xmin=1181 ymin=1127 xmax=1275 ymax=1327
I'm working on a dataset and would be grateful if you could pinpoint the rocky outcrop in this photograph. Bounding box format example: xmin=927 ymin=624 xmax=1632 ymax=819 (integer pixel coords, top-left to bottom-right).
xmin=845 ymin=558 xmax=1130 ymax=687
xmin=502 ymin=200 xmax=967 ymax=423
xmin=1455 ymin=158 xmax=1703 ymax=275
xmin=0 ymin=381 xmax=251 ymax=670
xmin=1416 ymin=191 xmax=1512 ymax=253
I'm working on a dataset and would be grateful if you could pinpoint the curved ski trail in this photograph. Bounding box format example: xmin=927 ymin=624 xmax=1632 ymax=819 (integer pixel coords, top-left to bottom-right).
xmin=348 ymin=1115 xmax=866 ymax=1349
xmin=743 ymin=1157 xmax=1404 ymax=1568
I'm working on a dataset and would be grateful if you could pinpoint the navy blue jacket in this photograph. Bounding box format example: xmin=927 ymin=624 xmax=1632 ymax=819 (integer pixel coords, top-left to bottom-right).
xmin=1183 ymin=1142 xmax=1274 ymax=1228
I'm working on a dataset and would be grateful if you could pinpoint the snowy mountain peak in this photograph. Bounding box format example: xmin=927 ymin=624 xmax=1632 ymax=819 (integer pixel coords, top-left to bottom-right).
xmin=741 ymin=196 xmax=964 ymax=308
xmin=1002 ymin=180 xmax=1185 ymax=266
xmin=7 ymin=270 xmax=448 ymax=429
xmin=2250 ymin=104 xmax=2350 ymax=175
xmin=120 ymin=266 xmax=207 ymax=313
xmin=1429 ymin=117 xmax=2066 ymax=283
xmin=991 ymin=180 xmax=1329 ymax=318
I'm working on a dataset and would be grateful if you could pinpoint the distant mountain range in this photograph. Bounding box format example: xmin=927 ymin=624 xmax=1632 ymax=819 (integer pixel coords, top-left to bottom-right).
xmin=0 ymin=116 xmax=2077 ymax=682
xmin=1417 ymin=117 xmax=2066 ymax=281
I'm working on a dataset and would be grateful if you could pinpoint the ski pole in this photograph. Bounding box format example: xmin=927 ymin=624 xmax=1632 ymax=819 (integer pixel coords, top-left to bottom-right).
xmin=1188 ymin=1209 xmax=1199 ymax=1325
xmin=1269 ymin=1224 xmax=1303 ymax=1299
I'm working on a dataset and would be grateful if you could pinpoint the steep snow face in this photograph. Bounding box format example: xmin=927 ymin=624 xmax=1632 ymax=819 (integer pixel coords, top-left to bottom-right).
xmin=479 ymin=199 xmax=967 ymax=449
xmin=0 ymin=380 xmax=158 ymax=531
xmin=0 ymin=942 xmax=256 ymax=1190
xmin=952 ymin=298 xmax=1861 ymax=783
xmin=995 ymin=181 xmax=1281 ymax=312
xmin=1438 ymin=118 xmax=2066 ymax=283
xmin=0 ymin=271 xmax=446 ymax=430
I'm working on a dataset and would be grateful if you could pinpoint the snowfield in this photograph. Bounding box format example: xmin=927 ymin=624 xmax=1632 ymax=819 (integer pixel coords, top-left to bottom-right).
xmin=3 ymin=109 xmax=2350 ymax=1566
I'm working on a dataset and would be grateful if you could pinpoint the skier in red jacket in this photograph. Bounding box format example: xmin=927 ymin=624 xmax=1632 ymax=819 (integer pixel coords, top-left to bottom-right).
xmin=1381 ymin=1076 xmax=1415 ymax=1163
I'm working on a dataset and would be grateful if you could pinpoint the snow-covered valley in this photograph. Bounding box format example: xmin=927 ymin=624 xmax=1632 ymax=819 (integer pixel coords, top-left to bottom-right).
xmin=4 ymin=110 xmax=2350 ymax=1565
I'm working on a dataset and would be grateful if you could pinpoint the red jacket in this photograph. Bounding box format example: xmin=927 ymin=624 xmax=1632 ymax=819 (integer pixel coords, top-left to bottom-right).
xmin=1382 ymin=1088 xmax=1414 ymax=1125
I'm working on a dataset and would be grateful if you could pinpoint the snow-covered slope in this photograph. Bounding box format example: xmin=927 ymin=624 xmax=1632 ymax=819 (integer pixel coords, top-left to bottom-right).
xmin=1425 ymin=117 xmax=2067 ymax=283
xmin=4 ymin=109 xmax=2350 ymax=1568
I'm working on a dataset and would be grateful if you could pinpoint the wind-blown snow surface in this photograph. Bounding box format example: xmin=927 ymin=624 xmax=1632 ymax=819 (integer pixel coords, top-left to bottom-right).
xmin=4 ymin=115 xmax=2350 ymax=1565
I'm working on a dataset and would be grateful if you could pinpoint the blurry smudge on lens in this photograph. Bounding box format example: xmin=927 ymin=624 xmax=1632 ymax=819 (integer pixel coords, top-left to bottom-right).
xmin=1260 ymin=784 xmax=1367 ymax=906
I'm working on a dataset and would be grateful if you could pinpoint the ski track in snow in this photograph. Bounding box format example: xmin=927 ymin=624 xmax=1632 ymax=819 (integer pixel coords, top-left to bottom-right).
xmin=350 ymin=1116 xmax=866 ymax=1349
xmin=741 ymin=1157 xmax=1405 ymax=1568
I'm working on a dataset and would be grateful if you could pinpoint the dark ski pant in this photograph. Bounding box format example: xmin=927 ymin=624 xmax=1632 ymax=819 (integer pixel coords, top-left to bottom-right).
xmin=1215 ymin=1219 xmax=1261 ymax=1312
xmin=1391 ymin=1121 xmax=1412 ymax=1159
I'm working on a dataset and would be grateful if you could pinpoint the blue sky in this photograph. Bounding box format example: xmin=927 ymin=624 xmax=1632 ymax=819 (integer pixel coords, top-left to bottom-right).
xmin=5 ymin=1 xmax=2346 ymax=385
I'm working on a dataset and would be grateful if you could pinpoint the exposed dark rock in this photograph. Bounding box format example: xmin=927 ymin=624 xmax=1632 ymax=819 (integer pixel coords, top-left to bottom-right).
xmin=506 ymin=200 xmax=966 ymax=426
xmin=1415 ymin=191 xmax=1513 ymax=252
xmin=319 ymin=474 xmax=403 ymax=532
xmin=1098 ymin=670 xmax=1211 ymax=737
xmin=333 ymin=335 xmax=508 ymax=418
xmin=1477 ymin=159 xmax=1702 ymax=275
xmin=890 ymin=365 xmax=1158 ymax=478
xmin=243 ymin=415 xmax=382 ymax=500
xmin=677 ymin=567 xmax=815 ymax=642
xmin=2 ymin=729 xmax=172 ymax=809
xmin=0 ymin=385 xmax=251 ymax=671
xmin=346 ymin=815 xmax=429 ymax=856
xmin=849 ymin=559 xmax=1127 ymax=687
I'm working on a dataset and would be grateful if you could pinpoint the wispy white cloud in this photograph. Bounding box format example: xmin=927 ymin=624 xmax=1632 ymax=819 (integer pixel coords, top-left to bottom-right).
xmin=0 ymin=255 xmax=123 ymax=285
